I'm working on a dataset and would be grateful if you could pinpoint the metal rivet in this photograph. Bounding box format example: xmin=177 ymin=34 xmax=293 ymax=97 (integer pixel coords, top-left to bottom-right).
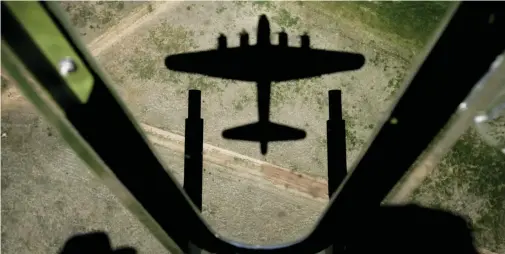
xmin=59 ymin=58 xmax=77 ymax=76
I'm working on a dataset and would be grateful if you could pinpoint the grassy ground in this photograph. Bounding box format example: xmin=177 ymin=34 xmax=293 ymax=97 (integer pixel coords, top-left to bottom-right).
xmin=96 ymin=1 xmax=409 ymax=178
xmin=411 ymin=129 xmax=505 ymax=252
xmin=334 ymin=2 xmax=505 ymax=252
xmin=308 ymin=2 xmax=453 ymax=53
xmin=59 ymin=1 xmax=146 ymax=43
xmin=2 ymin=1 xmax=504 ymax=253
xmin=336 ymin=2 xmax=505 ymax=252
xmin=306 ymin=2 xmax=504 ymax=251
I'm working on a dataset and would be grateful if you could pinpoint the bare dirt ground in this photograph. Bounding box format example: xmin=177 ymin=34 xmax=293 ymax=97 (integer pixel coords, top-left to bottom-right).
xmin=2 ymin=1 xmax=503 ymax=253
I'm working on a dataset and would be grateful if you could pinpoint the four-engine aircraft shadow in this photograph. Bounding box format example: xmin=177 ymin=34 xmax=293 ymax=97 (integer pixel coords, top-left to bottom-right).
xmin=165 ymin=14 xmax=365 ymax=154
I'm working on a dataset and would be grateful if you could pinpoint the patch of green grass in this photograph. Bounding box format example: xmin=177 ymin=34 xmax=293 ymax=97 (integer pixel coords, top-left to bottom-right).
xmin=411 ymin=128 xmax=505 ymax=252
xmin=61 ymin=2 xmax=114 ymax=28
xmin=342 ymin=110 xmax=364 ymax=150
xmin=233 ymin=1 xmax=246 ymax=8
xmin=444 ymin=130 xmax=505 ymax=196
xmin=129 ymin=56 xmax=157 ymax=80
xmin=274 ymin=79 xmax=327 ymax=110
xmin=1 ymin=76 xmax=9 ymax=91
xmin=252 ymin=0 xmax=273 ymax=10
xmin=291 ymin=79 xmax=312 ymax=95
xmin=120 ymin=47 xmax=158 ymax=81
xmin=272 ymin=8 xmax=300 ymax=28
xmin=187 ymin=76 xmax=223 ymax=94
xmin=234 ymin=101 xmax=244 ymax=111
xmin=314 ymin=90 xmax=327 ymax=112
xmin=216 ymin=5 xmax=227 ymax=14
xmin=307 ymin=2 xmax=453 ymax=50
xmin=105 ymin=1 xmax=124 ymax=11
xmin=61 ymin=1 xmax=145 ymax=40
xmin=100 ymin=10 xmax=113 ymax=25
xmin=293 ymin=83 xmax=303 ymax=94
xmin=386 ymin=67 xmax=407 ymax=98
xmin=345 ymin=128 xmax=361 ymax=149
xmin=271 ymin=86 xmax=290 ymax=108
xmin=232 ymin=93 xmax=254 ymax=111
xmin=148 ymin=21 xmax=197 ymax=54
xmin=121 ymin=22 xmax=197 ymax=83
xmin=387 ymin=74 xmax=403 ymax=93
xmin=66 ymin=4 xmax=96 ymax=28
xmin=369 ymin=53 xmax=386 ymax=67
xmin=314 ymin=136 xmax=326 ymax=167
xmin=271 ymin=80 xmax=307 ymax=108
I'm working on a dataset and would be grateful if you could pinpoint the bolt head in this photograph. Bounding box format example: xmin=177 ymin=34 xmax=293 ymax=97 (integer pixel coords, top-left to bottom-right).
xmin=59 ymin=58 xmax=76 ymax=76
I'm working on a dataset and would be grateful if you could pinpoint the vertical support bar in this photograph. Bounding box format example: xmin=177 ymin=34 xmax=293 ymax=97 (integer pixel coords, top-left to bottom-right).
xmin=183 ymin=90 xmax=204 ymax=254
xmin=184 ymin=90 xmax=204 ymax=210
xmin=327 ymin=89 xmax=347 ymax=196
xmin=326 ymin=90 xmax=347 ymax=254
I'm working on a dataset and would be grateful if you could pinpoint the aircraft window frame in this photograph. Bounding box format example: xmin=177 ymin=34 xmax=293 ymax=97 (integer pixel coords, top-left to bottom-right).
xmin=2 ymin=1 xmax=504 ymax=253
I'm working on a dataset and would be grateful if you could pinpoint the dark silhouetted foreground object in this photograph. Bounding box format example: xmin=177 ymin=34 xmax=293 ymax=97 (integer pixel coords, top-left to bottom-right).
xmin=344 ymin=205 xmax=478 ymax=254
xmin=165 ymin=14 xmax=364 ymax=154
xmin=183 ymin=90 xmax=204 ymax=254
xmin=326 ymin=90 xmax=347 ymax=254
xmin=183 ymin=90 xmax=204 ymax=211
xmin=59 ymin=232 xmax=136 ymax=254
xmin=327 ymin=90 xmax=347 ymax=197
xmin=58 ymin=205 xmax=477 ymax=254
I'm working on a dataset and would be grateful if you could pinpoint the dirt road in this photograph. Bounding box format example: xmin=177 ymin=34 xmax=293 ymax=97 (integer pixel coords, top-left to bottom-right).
xmin=144 ymin=123 xmax=329 ymax=201
xmin=88 ymin=2 xmax=178 ymax=56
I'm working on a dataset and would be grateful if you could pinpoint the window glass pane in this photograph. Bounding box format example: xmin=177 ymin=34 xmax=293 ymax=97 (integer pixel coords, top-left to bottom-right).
xmin=11 ymin=1 xmax=502 ymax=252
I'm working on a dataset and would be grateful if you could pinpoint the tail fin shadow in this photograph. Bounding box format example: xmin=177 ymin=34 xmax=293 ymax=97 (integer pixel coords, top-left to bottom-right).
xmin=222 ymin=121 xmax=306 ymax=154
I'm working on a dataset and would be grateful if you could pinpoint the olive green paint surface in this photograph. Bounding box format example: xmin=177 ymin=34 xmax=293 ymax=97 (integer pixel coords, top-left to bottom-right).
xmin=5 ymin=1 xmax=94 ymax=103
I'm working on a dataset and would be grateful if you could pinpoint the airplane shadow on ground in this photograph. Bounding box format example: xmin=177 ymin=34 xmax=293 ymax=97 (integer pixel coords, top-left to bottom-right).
xmin=164 ymin=14 xmax=365 ymax=155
